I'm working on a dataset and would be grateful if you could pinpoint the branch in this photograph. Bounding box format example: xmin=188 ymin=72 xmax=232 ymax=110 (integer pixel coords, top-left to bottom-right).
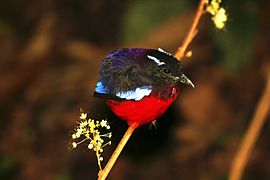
xmin=174 ymin=0 xmax=207 ymax=60
xmin=98 ymin=125 xmax=136 ymax=180
xmin=229 ymin=67 xmax=270 ymax=180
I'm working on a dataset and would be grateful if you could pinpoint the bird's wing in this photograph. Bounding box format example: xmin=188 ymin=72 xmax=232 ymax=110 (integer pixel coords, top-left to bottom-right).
xmin=94 ymin=48 xmax=153 ymax=101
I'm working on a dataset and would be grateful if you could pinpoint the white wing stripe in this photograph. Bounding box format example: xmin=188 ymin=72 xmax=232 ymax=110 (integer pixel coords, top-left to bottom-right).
xmin=116 ymin=86 xmax=152 ymax=101
xmin=157 ymin=48 xmax=172 ymax=56
xmin=147 ymin=55 xmax=165 ymax=66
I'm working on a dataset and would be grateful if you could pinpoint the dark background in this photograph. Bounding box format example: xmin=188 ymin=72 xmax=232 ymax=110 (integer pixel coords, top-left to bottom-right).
xmin=1 ymin=0 xmax=270 ymax=179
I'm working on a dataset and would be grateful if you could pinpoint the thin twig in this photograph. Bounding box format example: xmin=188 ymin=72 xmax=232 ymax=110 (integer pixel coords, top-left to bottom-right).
xmin=174 ymin=0 xmax=207 ymax=60
xmin=98 ymin=125 xmax=136 ymax=180
xmin=229 ymin=68 xmax=270 ymax=180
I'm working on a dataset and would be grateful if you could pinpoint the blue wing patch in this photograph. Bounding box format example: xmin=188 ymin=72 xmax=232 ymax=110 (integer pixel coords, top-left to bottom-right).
xmin=116 ymin=86 xmax=152 ymax=101
xmin=95 ymin=81 xmax=110 ymax=94
xmin=95 ymin=81 xmax=152 ymax=101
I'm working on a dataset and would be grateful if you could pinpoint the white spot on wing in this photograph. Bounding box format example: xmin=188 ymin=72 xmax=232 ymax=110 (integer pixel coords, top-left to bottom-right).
xmin=116 ymin=86 xmax=152 ymax=101
xmin=147 ymin=55 xmax=165 ymax=66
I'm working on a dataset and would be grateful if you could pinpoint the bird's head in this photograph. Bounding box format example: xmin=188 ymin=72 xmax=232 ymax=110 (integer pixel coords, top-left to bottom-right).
xmin=144 ymin=48 xmax=194 ymax=88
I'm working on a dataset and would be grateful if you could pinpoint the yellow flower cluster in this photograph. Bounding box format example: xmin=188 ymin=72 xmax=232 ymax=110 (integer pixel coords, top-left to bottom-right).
xmin=71 ymin=113 xmax=112 ymax=170
xmin=206 ymin=0 xmax=227 ymax=29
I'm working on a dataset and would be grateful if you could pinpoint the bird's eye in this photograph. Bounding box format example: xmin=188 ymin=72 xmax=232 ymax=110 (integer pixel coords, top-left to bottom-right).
xmin=163 ymin=68 xmax=171 ymax=74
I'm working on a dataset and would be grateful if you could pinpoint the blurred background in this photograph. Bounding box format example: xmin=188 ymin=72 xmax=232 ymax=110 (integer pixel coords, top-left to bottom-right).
xmin=1 ymin=0 xmax=270 ymax=179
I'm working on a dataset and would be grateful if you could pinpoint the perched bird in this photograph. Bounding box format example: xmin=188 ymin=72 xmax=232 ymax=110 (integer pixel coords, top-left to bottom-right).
xmin=94 ymin=48 xmax=194 ymax=128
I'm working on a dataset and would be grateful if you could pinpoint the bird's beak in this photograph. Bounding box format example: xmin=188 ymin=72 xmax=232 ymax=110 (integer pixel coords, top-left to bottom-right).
xmin=179 ymin=74 xmax=195 ymax=88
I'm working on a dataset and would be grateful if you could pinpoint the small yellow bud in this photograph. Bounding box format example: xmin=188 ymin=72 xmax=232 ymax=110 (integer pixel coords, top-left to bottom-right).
xmin=108 ymin=133 xmax=112 ymax=138
xmin=72 ymin=134 xmax=77 ymax=139
xmin=206 ymin=6 xmax=215 ymax=15
xmin=75 ymin=132 xmax=81 ymax=138
xmin=213 ymin=8 xmax=227 ymax=29
xmin=80 ymin=113 xmax=87 ymax=119
xmin=100 ymin=120 xmax=108 ymax=127
xmin=72 ymin=142 xmax=77 ymax=148
xmin=211 ymin=1 xmax=220 ymax=11
xmin=185 ymin=51 xmax=192 ymax=58
xmin=88 ymin=143 xmax=93 ymax=149
xmin=80 ymin=120 xmax=88 ymax=127
xmin=206 ymin=0 xmax=227 ymax=29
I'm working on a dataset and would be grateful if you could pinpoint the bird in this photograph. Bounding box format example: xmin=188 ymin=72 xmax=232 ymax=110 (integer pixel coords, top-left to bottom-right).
xmin=94 ymin=48 xmax=194 ymax=129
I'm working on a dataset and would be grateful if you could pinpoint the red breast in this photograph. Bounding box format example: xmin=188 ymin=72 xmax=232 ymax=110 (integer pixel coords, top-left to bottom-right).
xmin=107 ymin=87 xmax=180 ymax=128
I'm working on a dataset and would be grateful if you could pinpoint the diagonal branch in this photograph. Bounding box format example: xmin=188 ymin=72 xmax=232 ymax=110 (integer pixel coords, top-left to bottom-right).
xmin=229 ymin=67 xmax=270 ymax=180
xmin=174 ymin=0 xmax=207 ymax=60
